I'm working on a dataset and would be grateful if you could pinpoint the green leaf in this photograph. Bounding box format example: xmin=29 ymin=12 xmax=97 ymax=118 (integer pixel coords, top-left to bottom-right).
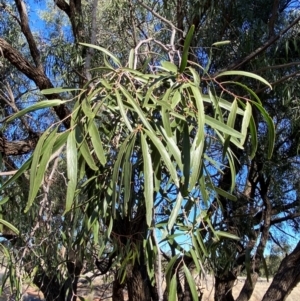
xmin=212 ymin=40 xmax=231 ymax=47
xmin=26 ymin=128 xmax=58 ymax=212
xmin=119 ymin=85 xmax=154 ymax=131
xmin=167 ymin=192 xmax=183 ymax=231
xmin=215 ymin=70 xmax=272 ymax=89
xmin=111 ymin=134 xmax=133 ymax=217
xmin=76 ymin=125 xmax=98 ymax=171
xmin=80 ymin=43 xmax=121 ymax=67
xmin=195 ymin=230 xmax=209 ymax=257
xmin=65 ymin=130 xmax=78 ymax=213
xmin=179 ymin=25 xmax=195 ymax=73
xmin=169 ymin=274 xmax=177 ymax=301
xmin=205 ymin=115 xmax=244 ymax=138
xmin=41 ymin=87 xmax=82 ymax=94
xmin=190 ymin=247 xmax=201 ymax=273
xmin=249 ymin=116 xmax=258 ymax=159
xmin=144 ymin=129 xmax=179 ymax=187
xmin=115 ymin=90 xmax=133 ymax=132
xmin=215 ymin=231 xmax=240 ymax=240
xmin=0 ymin=219 xmax=19 ymax=235
xmin=190 ymin=85 xmax=205 ymax=145
xmin=82 ymin=99 xmax=95 ymax=119
xmin=183 ymin=263 xmax=198 ymax=301
xmin=160 ymin=127 xmax=183 ymax=170
xmin=141 ymin=133 xmax=154 ymax=226
xmin=128 ymin=49 xmax=135 ymax=69
xmin=7 ymin=100 xmax=67 ymax=123
xmin=161 ymin=61 xmax=178 ymax=73
xmin=88 ymin=120 xmax=107 ymax=165
xmin=251 ymin=101 xmax=275 ymax=159
xmin=240 ymin=101 xmax=252 ymax=145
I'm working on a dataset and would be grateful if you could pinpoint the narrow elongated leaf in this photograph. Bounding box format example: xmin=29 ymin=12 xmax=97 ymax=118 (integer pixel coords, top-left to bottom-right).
xmin=160 ymin=127 xmax=183 ymax=170
xmin=80 ymin=43 xmax=121 ymax=67
xmin=168 ymin=192 xmax=183 ymax=231
xmin=212 ymin=40 xmax=231 ymax=47
xmin=111 ymin=135 xmax=133 ymax=217
xmin=190 ymin=85 xmax=205 ymax=145
xmin=240 ymin=101 xmax=252 ymax=145
xmin=216 ymin=70 xmax=272 ymax=89
xmin=141 ymin=133 xmax=154 ymax=226
xmin=65 ymin=130 xmax=78 ymax=213
xmin=205 ymin=116 xmax=244 ymax=138
xmin=169 ymin=275 xmax=177 ymax=301
xmin=119 ymin=85 xmax=154 ymax=131
xmin=115 ymin=90 xmax=133 ymax=132
xmin=26 ymin=128 xmax=58 ymax=212
xmin=251 ymin=101 xmax=275 ymax=159
xmin=0 ymin=219 xmax=19 ymax=235
xmin=226 ymin=98 xmax=238 ymax=129
xmin=189 ymin=139 xmax=204 ymax=190
xmin=82 ymin=99 xmax=95 ymax=119
xmin=179 ymin=25 xmax=195 ymax=73
xmin=7 ymin=100 xmax=67 ymax=122
xmin=161 ymin=61 xmax=178 ymax=73
xmin=183 ymin=263 xmax=198 ymax=301
xmin=88 ymin=121 xmax=107 ymax=165
xmin=249 ymin=116 xmax=258 ymax=159
xmin=41 ymin=87 xmax=82 ymax=94
xmin=123 ymin=134 xmax=136 ymax=216
xmin=128 ymin=49 xmax=135 ymax=69
xmin=215 ymin=231 xmax=240 ymax=240
xmin=196 ymin=230 xmax=209 ymax=257
xmin=144 ymin=129 xmax=179 ymax=187
xmin=190 ymin=246 xmax=201 ymax=273
xmin=182 ymin=123 xmax=191 ymax=192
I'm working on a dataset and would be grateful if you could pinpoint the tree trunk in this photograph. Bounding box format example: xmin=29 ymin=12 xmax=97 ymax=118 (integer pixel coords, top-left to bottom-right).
xmin=262 ymin=241 xmax=300 ymax=301
xmin=236 ymin=272 xmax=259 ymax=301
xmin=214 ymin=273 xmax=236 ymax=301
xmin=112 ymin=275 xmax=125 ymax=301
xmin=126 ymin=263 xmax=152 ymax=301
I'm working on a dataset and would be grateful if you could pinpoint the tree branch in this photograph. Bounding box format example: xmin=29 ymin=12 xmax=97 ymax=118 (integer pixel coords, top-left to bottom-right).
xmin=0 ymin=38 xmax=70 ymax=128
xmin=218 ymin=15 xmax=300 ymax=73
xmin=15 ymin=0 xmax=42 ymax=70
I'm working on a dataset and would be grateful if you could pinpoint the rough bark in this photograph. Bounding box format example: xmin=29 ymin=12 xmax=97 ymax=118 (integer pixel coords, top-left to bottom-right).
xmin=262 ymin=241 xmax=300 ymax=301
xmin=236 ymin=272 xmax=259 ymax=301
xmin=112 ymin=275 xmax=125 ymax=301
xmin=0 ymin=135 xmax=38 ymax=156
xmin=214 ymin=273 xmax=236 ymax=301
xmin=126 ymin=263 xmax=152 ymax=301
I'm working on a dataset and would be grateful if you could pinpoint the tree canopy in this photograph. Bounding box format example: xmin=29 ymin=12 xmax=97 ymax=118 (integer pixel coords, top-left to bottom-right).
xmin=0 ymin=1 xmax=300 ymax=301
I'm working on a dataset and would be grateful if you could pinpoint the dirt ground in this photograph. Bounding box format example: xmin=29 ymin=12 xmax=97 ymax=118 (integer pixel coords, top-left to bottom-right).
xmin=1 ymin=275 xmax=300 ymax=301
xmin=200 ymin=276 xmax=300 ymax=301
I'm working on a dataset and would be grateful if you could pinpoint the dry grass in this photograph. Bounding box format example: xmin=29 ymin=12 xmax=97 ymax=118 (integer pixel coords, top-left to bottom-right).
xmin=1 ymin=274 xmax=300 ymax=301
xmin=200 ymin=276 xmax=300 ymax=301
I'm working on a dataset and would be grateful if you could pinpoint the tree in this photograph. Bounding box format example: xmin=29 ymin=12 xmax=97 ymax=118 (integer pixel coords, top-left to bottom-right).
xmin=0 ymin=1 xmax=299 ymax=301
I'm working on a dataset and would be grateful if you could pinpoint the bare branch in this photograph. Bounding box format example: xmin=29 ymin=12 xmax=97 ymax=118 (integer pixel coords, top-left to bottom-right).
xmin=219 ymin=15 xmax=300 ymax=73
xmin=15 ymin=0 xmax=42 ymax=70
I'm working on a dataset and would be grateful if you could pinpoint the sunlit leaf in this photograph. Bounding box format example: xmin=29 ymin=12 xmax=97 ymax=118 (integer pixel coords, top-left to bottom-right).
xmin=141 ymin=133 xmax=154 ymax=226
xmin=65 ymin=130 xmax=78 ymax=213
xmin=179 ymin=25 xmax=195 ymax=73
xmin=216 ymin=70 xmax=272 ymax=89
xmin=0 ymin=219 xmax=19 ymax=235
xmin=6 ymin=100 xmax=67 ymax=123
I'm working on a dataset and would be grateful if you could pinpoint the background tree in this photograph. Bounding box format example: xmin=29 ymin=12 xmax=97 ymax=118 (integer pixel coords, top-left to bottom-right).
xmin=0 ymin=1 xmax=299 ymax=301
